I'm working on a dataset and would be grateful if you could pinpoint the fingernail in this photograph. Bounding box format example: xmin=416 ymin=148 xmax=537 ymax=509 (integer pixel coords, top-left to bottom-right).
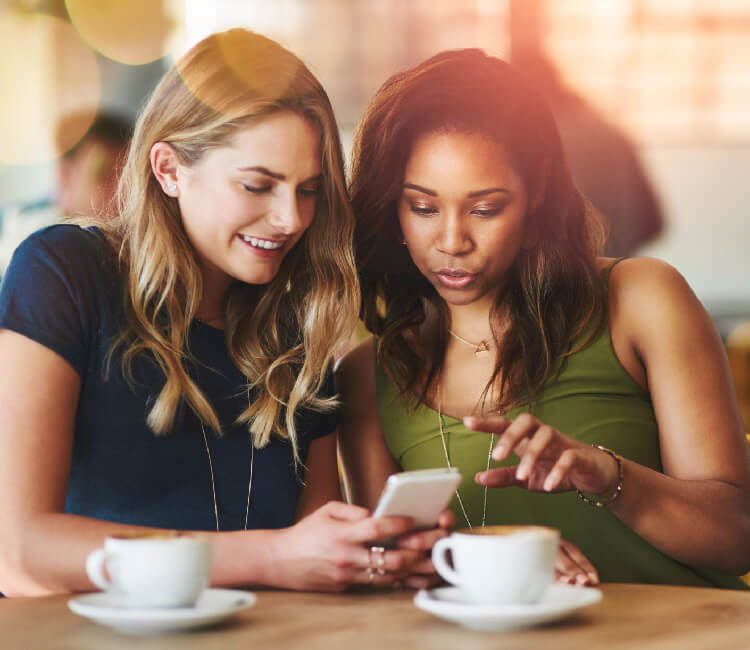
xmin=543 ymin=475 xmax=555 ymax=492
xmin=463 ymin=416 xmax=475 ymax=428
xmin=515 ymin=461 xmax=528 ymax=480
xmin=475 ymin=471 xmax=485 ymax=483
xmin=492 ymin=444 xmax=506 ymax=460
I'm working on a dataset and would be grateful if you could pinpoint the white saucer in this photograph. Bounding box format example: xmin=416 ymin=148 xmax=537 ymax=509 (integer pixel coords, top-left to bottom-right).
xmin=414 ymin=584 xmax=602 ymax=632
xmin=68 ymin=588 xmax=257 ymax=636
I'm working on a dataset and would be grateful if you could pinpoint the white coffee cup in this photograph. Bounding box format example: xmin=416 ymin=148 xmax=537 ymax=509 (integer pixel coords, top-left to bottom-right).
xmin=432 ymin=525 xmax=559 ymax=605
xmin=85 ymin=532 xmax=213 ymax=608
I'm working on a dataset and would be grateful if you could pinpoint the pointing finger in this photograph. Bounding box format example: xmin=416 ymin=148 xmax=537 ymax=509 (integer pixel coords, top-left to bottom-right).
xmin=475 ymin=466 xmax=526 ymax=489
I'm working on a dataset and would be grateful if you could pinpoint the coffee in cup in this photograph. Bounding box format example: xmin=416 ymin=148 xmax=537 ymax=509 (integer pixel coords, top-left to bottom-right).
xmin=432 ymin=525 xmax=559 ymax=605
xmin=85 ymin=531 xmax=213 ymax=608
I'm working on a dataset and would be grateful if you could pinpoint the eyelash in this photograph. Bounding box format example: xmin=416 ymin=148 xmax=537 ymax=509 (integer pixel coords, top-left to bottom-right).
xmin=409 ymin=205 xmax=502 ymax=218
xmin=243 ymin=185 xmax=320 ymax=197
xmin=472 ymin=208 xmax=501 ymax=217
xmin=243 ymin=184 xmax=270 ymax=194
xmin=410 ymin=205 xmax=438 ymax=216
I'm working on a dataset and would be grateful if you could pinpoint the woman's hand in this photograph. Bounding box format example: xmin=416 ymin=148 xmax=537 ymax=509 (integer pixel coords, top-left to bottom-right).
xmin=466 ymin=414 xmax=620 ymax=499
xmin=556 ymin=539 xmax=599 ymax=586
xmin=269 ymin=501 xmax=426 ymax=592
xmin=395 ymin=509 xmax=456 ymax=589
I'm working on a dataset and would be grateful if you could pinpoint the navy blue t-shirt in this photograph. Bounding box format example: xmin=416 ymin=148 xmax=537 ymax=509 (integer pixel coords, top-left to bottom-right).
xmin=0 ymin=225 xmax=337 ymax=531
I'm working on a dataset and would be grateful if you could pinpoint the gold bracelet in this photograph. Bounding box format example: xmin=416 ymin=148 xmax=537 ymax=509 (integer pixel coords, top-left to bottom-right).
xmin=576 ymin=444 xmax=624 ymax=508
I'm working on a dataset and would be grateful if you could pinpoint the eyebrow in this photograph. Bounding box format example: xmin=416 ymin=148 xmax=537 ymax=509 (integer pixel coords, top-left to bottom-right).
xmin=238 ymin=166 xmax=323 ymax=185
xmin=403 ymin=183 xmax=437 ymax=197
xmin=467 ymin=187 xmax=511 ymax=198
xmin=239 ymin=166 xmax=286 ymax=180
xmin=403 ymin=183 xmax=511 ymax=198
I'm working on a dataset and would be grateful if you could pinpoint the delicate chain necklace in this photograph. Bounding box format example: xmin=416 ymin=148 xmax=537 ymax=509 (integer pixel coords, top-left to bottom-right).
xmin=448 ymin=329 xmax=491 ymax=356
xmin=200 ymin=423 xmax=254 ymax=532
xmin=437 ymin=381 xmax=495 ymax=529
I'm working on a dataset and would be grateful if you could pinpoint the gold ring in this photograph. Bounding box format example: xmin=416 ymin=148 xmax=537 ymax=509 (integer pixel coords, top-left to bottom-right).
xmin=370 ymin=545 xmax=387 ymax=576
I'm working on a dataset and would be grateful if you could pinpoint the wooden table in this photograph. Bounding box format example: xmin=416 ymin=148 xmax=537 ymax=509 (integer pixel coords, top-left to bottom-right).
xmin=4 ymin=583 xmax=750 ymax=650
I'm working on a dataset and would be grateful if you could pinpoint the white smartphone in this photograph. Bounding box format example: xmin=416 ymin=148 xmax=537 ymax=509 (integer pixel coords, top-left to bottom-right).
xmin=372 ymin=468 xmax=462 ymax=530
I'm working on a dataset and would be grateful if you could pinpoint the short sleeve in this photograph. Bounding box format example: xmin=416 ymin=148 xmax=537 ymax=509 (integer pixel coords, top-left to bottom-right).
xmin=0 ymin=225 xmax=104 ymax=377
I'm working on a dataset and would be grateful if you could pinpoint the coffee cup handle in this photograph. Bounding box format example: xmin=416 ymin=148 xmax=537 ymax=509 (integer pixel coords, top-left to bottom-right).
xmin=85 ymin=548 xmax=113 ymax=592
xmin=431 ymin=538 xmax=462 ymax=587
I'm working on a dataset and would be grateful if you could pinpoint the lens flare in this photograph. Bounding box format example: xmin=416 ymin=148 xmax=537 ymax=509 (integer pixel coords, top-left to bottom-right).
xmin=0 ymin=11 xmax=100 ymax=165
xmin=176 ymin=29 xmax=298 ymax=117
xmin=65 ymin=0 xmax=176 ymax=65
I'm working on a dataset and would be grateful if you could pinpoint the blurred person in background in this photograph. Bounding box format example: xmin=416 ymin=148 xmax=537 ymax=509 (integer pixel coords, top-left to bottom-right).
xmin=0 ymin=112 xmax=132 ymax=272
xmin=0 ymin=28 xmax=444 ymax=597
xmin=512 ymin=50 xmax=664 ymax=257
xmin=55 ymin=111 xmax=133 ymax=219
xmin=339 ymin=48 xmax=750 ymax=589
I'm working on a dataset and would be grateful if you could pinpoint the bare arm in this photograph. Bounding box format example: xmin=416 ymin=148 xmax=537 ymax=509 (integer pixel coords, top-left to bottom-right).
xmin=606 ymin=258 xmax=750 ymax=572
xmin=0 ymin=330 xmax=164 ymax=594
xmin=0 ymin=331 xmax=425 ymax=595
xmin=295 ymin=433 xmax=342 ymax=520
xmin=336 ymin=337 xmax=400 ymax=508
xmin=474 ymin=258 xmax=750 ymax=574
xmin=0 ymin=330 xmax=283 ymax=594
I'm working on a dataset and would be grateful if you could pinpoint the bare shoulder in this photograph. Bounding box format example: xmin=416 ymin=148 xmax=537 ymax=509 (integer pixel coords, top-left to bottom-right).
xmin=607 ymin=257 xmax=706 ymax=322
xmin=605 ymin=256 xmax=720 ymax=363
xmin=336 ymin=335 xmax=376 ymax=391
xmin=607 ymin=256 xmax=691 ymax=295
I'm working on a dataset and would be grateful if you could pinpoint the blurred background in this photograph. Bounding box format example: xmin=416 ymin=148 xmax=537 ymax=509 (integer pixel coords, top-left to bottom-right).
xmin=0 ymin=1 xmax=748 ymax=341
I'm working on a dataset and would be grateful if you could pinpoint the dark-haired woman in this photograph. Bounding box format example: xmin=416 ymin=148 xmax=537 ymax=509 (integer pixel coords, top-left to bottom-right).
xmin=338 ymin=49 xmax=750 ymax=588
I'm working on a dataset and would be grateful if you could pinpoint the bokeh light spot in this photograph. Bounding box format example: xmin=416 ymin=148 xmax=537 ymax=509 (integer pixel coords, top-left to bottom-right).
xmin=65 ymin=0 xmax=176 ymax=65
xmin=0 ymin=11 xmax=100 ymax=165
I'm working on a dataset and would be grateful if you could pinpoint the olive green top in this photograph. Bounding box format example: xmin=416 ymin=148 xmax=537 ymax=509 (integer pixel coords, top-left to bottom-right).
xmin=374 ymin=268 xmax=747 ymax=589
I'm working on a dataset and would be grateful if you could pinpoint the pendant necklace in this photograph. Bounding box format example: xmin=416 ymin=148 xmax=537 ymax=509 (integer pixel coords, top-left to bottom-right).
xmin=437 ymin=380 xmax=495 ymax=529
xmin=448 ymin=329 xmax=492 ymax=356
xmin=200 ymin=422 xmax=254 ymax=532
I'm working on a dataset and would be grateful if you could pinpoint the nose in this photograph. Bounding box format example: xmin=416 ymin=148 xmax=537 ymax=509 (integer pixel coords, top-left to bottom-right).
xmin=269 ymin=189 xmax=305 ymax=236
xmin=436 ymin=212 xmax=472 ymax=256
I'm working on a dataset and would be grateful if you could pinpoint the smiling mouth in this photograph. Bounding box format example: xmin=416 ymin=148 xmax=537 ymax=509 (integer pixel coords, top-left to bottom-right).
xmin=238 ymin=234 xmax=285 ymax=250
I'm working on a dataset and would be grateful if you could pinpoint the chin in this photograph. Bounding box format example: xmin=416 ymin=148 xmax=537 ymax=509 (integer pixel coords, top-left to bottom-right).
xmin=435 ymin=287 xmax=481 ymax=306
xmin=239 ymin=273 xmax=277 ymax=286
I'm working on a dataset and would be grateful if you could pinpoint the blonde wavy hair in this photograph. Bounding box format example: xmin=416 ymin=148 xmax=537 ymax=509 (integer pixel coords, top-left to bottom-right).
xmin=96 ymin=29 xmax=358 ymax=463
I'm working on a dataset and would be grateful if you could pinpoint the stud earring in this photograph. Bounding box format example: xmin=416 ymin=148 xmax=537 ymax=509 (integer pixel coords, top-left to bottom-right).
xmin=166 ymin=181 xmax=177 ymax=194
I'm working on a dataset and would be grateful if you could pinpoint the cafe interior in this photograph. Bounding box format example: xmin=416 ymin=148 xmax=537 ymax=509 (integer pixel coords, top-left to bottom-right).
xmin=2 ymin=0 xmax=750 ymax=647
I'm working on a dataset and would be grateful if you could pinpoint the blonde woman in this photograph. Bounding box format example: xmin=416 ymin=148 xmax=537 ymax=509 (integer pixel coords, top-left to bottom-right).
xmin=0 ymin=29 xmax=435 ymax=596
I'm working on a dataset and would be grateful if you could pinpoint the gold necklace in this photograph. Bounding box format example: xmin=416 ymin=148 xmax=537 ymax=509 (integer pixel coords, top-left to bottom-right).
xmin=200 ymin=423 xmax=254 ymax=532
xmin=448 ymin=329 xmax=491 ymax=356
xmin=437 ymin=381 xmax=494 ymax=529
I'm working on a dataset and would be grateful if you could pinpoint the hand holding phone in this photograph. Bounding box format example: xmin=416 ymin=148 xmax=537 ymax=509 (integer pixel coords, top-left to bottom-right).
xmin=372 ymin=468 xmax=462 ymax=530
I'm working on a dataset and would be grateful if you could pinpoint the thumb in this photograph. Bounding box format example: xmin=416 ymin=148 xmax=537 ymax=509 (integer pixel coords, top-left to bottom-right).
xmin=318 ymin=500 xmax=370 ymax=522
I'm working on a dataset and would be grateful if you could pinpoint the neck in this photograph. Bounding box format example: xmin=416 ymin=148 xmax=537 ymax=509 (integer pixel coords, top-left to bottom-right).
xmin=447 ymin=300 xmax=495 ymax=345
xmin=196 ymin=293 xmax=227 ymax=329
xmin=197 ymin=266 xmax=232 ymax=329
